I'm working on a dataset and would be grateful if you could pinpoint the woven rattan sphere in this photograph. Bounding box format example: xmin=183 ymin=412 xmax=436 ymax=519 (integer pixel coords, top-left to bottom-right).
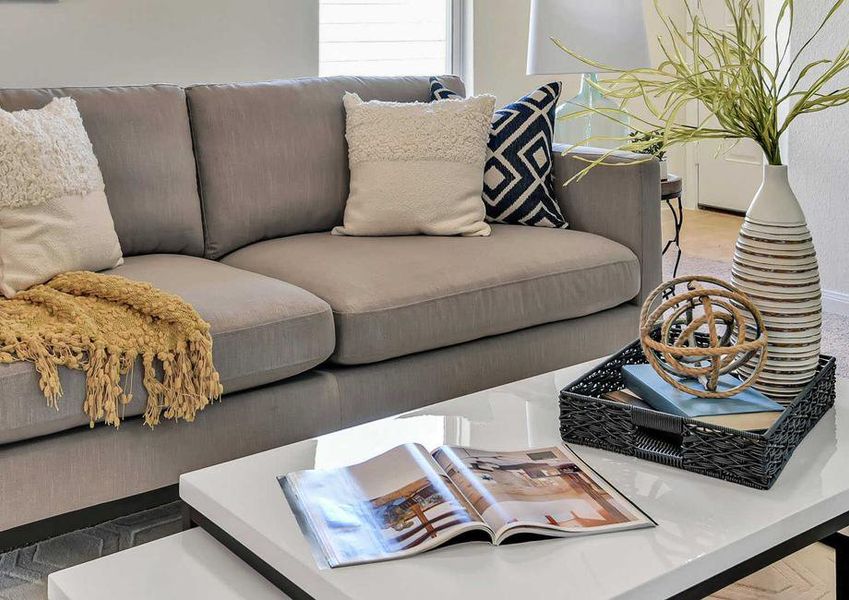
xmin=639 ymin=276 xmax=768 ymax=399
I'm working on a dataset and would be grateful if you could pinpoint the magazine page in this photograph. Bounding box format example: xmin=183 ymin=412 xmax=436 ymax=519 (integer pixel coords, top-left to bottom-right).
xmin=432 ymin=445 xmax=654 ymax=543
xmin=281 ymin=443 xmax=490 ymax=568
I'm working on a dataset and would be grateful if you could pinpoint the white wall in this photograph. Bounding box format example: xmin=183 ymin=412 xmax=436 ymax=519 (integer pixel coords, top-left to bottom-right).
xmin=466 ymin=0 xmax=688 ymax=180
xmin=0 ymin=0 xmax=318 ymax=88
xmin=789 ymin=3 xmax=849 ymax=309
xmin=466 ymin=0 xmax=563 ymax=105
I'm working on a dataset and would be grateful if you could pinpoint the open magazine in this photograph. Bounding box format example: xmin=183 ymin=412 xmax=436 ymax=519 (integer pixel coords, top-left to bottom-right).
xmin=280 ymin=444 xmax=654 ymax=567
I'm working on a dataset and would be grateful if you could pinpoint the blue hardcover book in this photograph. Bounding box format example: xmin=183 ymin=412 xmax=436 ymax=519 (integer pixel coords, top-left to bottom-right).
xmin=621 ymin=364 xmax=785 ymax=431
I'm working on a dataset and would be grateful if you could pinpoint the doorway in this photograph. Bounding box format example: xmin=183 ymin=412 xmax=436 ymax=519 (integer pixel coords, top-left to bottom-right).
xmin=693 ymin=0 xmax=765 ymax=214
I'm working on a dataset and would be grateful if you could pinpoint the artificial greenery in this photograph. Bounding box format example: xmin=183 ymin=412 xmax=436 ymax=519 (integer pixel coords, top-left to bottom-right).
xmin=630 ymin=130 xmax=667 ymax=160
xmin=554 ymin=0 xmax=849 ymax=183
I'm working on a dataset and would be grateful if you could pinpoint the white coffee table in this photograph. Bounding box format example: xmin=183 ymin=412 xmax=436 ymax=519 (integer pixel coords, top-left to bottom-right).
xmin=48 ymin=527 xmax=285 ymax=599
xmin=175 ymin=358 xmax=849 ymax=600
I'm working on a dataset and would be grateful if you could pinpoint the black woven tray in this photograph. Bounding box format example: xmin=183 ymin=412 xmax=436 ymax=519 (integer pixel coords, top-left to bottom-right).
xmin=559 ymin=339 xmax=837 ymax=490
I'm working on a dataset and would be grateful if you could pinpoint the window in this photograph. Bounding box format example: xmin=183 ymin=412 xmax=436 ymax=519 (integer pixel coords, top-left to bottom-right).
xmin=319 ymin=0 xmax=460 ymax=77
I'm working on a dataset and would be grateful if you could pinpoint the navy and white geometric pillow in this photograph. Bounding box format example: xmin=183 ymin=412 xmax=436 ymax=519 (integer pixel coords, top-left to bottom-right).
xmin=430 ymin=77 xmax=461 ymax=101
xmin=429 ymin=78 xmax=568 ymax=228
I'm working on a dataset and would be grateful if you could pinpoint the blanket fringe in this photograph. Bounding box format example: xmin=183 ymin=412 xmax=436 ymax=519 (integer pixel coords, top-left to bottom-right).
xmin=0 ymin=272 xmax=223 ymax=429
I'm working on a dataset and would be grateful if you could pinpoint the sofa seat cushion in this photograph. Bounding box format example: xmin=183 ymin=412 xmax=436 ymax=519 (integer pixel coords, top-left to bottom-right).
xmin=222 ymin=224 xmax=640 ymax=365
xmin=0 ymin=254 xmax=335 ymax=445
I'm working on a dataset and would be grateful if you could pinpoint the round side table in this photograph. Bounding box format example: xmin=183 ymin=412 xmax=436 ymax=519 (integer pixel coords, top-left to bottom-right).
xmin=662 ymin=174 xmax=684 ymax=278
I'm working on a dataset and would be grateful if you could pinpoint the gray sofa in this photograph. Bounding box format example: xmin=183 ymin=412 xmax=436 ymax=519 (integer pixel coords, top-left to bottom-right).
xmin=0 ymin=76 xmax=661 ymax=536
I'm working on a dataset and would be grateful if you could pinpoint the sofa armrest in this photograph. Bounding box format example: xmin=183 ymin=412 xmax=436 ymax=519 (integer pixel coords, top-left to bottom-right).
xmin=552 ymin=144 xmax=662 ymax=306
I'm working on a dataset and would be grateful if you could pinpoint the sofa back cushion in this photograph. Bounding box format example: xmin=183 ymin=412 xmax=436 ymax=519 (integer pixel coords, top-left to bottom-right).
xmin=187 ymin=76 xmax=465 ymax=259
xmin=0 ymin=85 xmax=204 ymax=256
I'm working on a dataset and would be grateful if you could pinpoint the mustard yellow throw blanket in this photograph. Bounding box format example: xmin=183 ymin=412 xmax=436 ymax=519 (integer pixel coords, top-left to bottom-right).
xmin=0 ymin=272 xmax=223 ymax=428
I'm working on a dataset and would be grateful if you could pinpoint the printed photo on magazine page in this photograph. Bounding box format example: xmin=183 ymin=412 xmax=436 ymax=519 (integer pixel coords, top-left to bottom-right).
xmin=282 ymin=443 xmax=489 ymax=567
xmin=281 ymin=443 xmax=653 ymax=568
xmin=432 ymin=445 xmax=652 ymax=543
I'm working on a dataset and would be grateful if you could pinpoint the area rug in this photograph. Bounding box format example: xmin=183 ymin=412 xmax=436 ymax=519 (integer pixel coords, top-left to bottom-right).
xmin=0 ymin=503 xmax=181 ymax=600
xmin=0 ymin=252 xmax=843 ymax=600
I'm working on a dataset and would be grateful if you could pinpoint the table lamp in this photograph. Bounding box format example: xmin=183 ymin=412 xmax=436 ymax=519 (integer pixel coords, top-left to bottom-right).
xmin=527 ymin=0 xmax=651 ymax=148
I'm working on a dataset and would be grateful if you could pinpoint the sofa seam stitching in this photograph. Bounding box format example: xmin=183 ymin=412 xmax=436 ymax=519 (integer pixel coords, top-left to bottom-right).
xmin=184 ymin=89 xmax=214 ymax=259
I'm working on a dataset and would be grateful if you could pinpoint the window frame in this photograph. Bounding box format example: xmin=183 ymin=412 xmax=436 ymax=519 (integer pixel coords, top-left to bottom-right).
xmin=318 ymin=0 xmax=466 ymax=79
xmin=448 ymin=0 xmax=467 ymax=78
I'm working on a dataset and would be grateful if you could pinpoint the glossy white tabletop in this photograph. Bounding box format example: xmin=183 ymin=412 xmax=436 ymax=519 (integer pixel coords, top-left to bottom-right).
xmin=47 ymin=528 xmax=286 ymax=600
xmin=181 ymin=358 xmax=849 ymax=600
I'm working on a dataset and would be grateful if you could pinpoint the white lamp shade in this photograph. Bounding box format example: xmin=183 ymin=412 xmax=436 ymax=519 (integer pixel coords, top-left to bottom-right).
xmin=527 ymin=0 xmax=651 ymax=75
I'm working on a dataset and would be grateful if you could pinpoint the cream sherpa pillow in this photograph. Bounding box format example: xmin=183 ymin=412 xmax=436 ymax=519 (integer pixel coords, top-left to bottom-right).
xmin=0 ymin=97 xmax=123 ymax=298
xmin=333 ymin=92 xmax=494 ymax=237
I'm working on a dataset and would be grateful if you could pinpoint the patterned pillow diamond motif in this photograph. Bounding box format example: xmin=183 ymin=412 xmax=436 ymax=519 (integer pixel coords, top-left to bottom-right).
xmin=430 ymin=77 xmax=459 ymax=101
xmin=429 ymin=78 xmax=568 ymax=228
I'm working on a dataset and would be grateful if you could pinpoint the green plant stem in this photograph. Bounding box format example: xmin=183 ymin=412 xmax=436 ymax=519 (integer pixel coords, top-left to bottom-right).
xmin=551 ymin=0 xmax=849 ymax=183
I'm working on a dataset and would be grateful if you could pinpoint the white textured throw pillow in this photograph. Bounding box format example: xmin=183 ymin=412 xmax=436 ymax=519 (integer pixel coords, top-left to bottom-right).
xmin=333 ymin=92 xmax=495 ymax=237
xmin=0 ymin=97 xmax=123 ymax=298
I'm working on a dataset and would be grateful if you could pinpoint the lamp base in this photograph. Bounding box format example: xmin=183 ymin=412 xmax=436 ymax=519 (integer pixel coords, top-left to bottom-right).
xmin=554 ymin=73 xmax=630 ymax=149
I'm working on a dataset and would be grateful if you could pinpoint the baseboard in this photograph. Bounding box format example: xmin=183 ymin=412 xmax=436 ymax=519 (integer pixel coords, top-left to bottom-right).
xmin=696 ymin=203 xmax=746 ymax=217
xmin=0 ymin=484 xmax=178 ymax=553
xmin=823 ymin=289 xmax=849 ymax=316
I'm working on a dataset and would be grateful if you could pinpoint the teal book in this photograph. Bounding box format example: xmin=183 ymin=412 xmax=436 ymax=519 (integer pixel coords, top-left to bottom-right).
xmin=621 ymin=364 xmax=785 ymax=431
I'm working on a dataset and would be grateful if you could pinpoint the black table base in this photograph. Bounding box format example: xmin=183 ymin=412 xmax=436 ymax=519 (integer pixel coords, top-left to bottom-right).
xmin=661 ymin=174 xmax=684 ymax=279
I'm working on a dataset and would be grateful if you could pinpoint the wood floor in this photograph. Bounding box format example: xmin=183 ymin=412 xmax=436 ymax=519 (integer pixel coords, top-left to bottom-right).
xmin=661 ymin=205 xmax=743 ymax=263
xmin=661 ymin=206 xmax=838 ymax=600
xmin=712 ymin=544 xmax=836 ymax=599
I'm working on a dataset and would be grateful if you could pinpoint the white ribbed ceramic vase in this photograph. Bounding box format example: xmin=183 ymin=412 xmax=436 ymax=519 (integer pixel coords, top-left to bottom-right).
xmin=731 ymin=165 xmax=822 ymax=402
